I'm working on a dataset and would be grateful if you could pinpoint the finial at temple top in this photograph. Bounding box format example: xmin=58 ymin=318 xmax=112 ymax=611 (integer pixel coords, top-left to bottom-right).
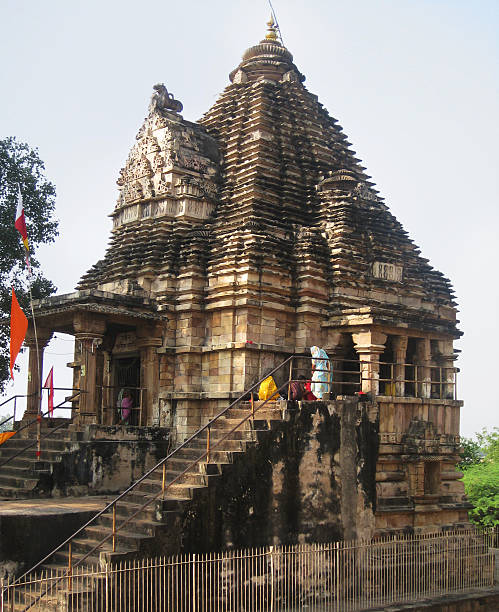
xmin=265 ymin=15 xmax=278 ymax=41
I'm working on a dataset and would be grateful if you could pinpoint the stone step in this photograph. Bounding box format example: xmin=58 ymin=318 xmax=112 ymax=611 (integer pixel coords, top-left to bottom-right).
xmin=115 ymin=500 xmax=157 ymax=522
xmin=183 ymin=438 xmax=246 ymax=453
xmin=0 ymin=446 xmax=63 ymax=461
xmin=99 ymin=512 xmax=165 ymax=536
xmin=225 ymin=406 xmax=285 ymax=420
xmin=174 ymin=447 xmax=234 ymax=463
xmin=83 ymin=526 xmax=153 ymax=551
xmin=0 ymin=485 xmax=38 ymax=499
xmin=124 ymin=489 xmax=191 ymax=509
xmin=0 ymin=463 xmax=49 ymax=479
xmin=0 ymin=474 xmax=39 ymax=489
xmin=186 ymin=428 xmax=256 ymax=442
xmin=207 ymin=417 xmax=252 ymax=430
xmin=0 ymin=455 xmax=41 ymax=469
xmin=145 ymin=469 xmax=209 ymax=487
xmin=52 ymin=548 xmax=103 ymax=568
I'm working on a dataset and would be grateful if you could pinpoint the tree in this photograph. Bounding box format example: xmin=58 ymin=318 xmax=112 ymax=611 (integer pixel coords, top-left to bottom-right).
xmin=0 ymin=414 xmax=13 ymax=432
xmin=0 ymin=137 xmax=59 ymax=391
xmin=460 ymin=428 xmax=499 ymax=529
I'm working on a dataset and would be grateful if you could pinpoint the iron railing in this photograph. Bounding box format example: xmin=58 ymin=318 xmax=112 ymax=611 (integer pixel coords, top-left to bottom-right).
xmin=7 ymin=354 xmax=460 ymax=608
xmin=9 ymin=357 xmax=297 ymax=597
xmin=0 ymin=393 xmax=36 ymax=429
xmin=2 ymin=528 xmax=496 ymax=611
xmin=287 ymin=355 xmax=458 ymax=400
xmin=0 ymin=391 xmax=81 ymax=466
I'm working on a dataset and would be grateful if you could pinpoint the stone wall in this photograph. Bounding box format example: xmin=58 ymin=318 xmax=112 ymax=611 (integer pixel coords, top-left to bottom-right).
xmin=39 ymin=426 xmax=170 ymax=497
xmin=157 ymin=398 xmax=379 ymax=555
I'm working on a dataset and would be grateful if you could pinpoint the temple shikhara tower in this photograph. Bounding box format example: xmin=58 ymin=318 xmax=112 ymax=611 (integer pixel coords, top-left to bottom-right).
xmin=5 ymin=20 xmax=469 ymax=561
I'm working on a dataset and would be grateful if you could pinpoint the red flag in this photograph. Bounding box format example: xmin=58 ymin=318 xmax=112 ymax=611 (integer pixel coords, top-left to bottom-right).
xmin=10 ymin=288 xmax=28 ymax=379
xmin=43 ymin=366 xmax=54 ymax=417
xmin=14 ymin=184 xmax=29 ymax=252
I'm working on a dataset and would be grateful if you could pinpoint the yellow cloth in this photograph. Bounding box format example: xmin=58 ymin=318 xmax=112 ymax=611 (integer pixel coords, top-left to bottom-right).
xmin=258 ymin=376 xmax=279 ymax=401
xmin=0 ymin=431 xmax=15 ymax=446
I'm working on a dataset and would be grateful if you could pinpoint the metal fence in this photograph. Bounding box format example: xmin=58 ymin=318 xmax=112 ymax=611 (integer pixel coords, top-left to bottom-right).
xmin=2 ymin=528 xmax=496 ymax=612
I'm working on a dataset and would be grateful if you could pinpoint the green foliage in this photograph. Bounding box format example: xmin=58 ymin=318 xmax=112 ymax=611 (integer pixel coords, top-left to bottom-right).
xmin=0 ymin=137 xmax=59 ymax=391
xmin=460 ymin=428 xmax=499 ymax=529
xmin=0 ymin=413 xmax=13 ymax=432
xmin=457 ymin=437 xmax=483 ymax=470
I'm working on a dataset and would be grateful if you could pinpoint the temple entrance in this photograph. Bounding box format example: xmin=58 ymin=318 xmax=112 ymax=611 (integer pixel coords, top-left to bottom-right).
xmin=113 ymin=356 xmax=141 ymax=425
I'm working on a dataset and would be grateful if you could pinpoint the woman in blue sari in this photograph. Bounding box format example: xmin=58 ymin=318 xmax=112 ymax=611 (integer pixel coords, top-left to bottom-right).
xmin=310 ymin=346 xmax=331 ymax=399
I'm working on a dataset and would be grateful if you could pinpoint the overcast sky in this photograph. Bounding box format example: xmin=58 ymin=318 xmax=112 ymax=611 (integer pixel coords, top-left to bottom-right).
xmin=1 ymin=0 xmax=497 ymax=438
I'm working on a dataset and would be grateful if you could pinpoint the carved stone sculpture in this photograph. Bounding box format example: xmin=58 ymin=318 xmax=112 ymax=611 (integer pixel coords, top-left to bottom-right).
xmin=149 ymin=83 xmax=183 ymax=114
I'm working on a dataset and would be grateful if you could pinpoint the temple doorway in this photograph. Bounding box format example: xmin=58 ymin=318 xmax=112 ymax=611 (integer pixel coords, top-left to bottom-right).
xmin=113 ymin=356 xmax=141 ymax=425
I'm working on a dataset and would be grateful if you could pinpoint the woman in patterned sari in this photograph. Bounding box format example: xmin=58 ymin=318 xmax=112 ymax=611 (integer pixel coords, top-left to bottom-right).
xmin=310 ymin=346 xmax=331 ymax=399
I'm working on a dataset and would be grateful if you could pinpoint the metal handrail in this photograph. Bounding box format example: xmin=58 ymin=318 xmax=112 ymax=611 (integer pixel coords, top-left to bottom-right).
xmin=10 ymin=355 xmax=294 ymax=591
xmin=11 ymin=353 xmax=461 ymax=605
xmin=0 ymin=394 xmax=35 ymax=430
xmin=15 ymin=379 xmax=293 ymax=612
xmin=0 ymin=392 xmax=81 ymax=468
xmin=0 ymin=388 xmax=83 ymax=430
xmin=0 ymin=393 xmax=33 ymax=410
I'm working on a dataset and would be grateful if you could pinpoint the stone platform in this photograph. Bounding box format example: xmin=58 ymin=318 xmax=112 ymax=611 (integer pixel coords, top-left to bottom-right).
xmin=0 ymin=495 xmax=113 ymax=576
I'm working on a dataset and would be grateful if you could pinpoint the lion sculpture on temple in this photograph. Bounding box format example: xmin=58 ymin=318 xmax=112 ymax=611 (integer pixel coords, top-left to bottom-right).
xmin=149 ymin=83 xmax=183 ymax=114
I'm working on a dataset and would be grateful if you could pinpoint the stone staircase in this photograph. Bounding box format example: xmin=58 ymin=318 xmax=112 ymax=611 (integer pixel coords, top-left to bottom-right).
xmin=43 ymin=403 xmax=287 ymax=570
xmin=6 ymin=402 xmax=288 ymax=610
xmin=0 ymin=419 xmax=73 ymax=498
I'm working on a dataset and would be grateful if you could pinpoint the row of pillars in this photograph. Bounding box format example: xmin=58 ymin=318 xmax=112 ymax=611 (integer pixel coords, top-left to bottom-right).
xmin=23 ymin=315 xmax=163 ymax=425
xmin=333 ymin=331 xmax=455 ymax=398
xmin=23 ymin=326 xmax=107 ymax=421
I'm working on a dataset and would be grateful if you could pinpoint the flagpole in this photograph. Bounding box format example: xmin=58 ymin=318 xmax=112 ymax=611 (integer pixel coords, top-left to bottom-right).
xmin=16 ymin=183 xmax=43 ymax=416
xmin=27 ymin=270 xmax=42 ymax=415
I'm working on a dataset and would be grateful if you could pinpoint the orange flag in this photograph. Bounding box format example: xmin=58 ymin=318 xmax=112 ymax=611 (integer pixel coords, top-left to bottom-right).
xmin=0 ymin=431 xmax=16 ymax=446
xmin=9 ymin=287 xmax=28 ymax=379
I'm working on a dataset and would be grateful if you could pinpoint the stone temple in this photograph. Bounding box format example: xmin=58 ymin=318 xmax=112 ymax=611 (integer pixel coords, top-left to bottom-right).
xmin=1 ymin=20 xmax=469 ymax=568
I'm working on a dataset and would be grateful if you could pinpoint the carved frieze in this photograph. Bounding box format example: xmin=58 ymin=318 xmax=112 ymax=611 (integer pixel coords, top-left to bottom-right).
xmin=112 ymin=197 xmax=215 ymax=228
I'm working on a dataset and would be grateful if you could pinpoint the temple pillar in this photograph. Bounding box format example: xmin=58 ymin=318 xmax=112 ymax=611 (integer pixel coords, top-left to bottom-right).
xmin=393 ymin=335 xmax=408 ymax=397
xmin=416 ymin=337 xmax=431 ymax=399
xmin=326 ymin=332 xmax=348 ymax=397
xmin=73 ymin=315 xmax=106 ymax=424
xmin=435 ymin=339 xmax=456 ymax=400
xmin=24 ymin=329 xmax=53 ymax=417
xmin=352 ymin=330 xmax=387 ymax=395
xmin=137 ymin=324 xmax=163 ymax=426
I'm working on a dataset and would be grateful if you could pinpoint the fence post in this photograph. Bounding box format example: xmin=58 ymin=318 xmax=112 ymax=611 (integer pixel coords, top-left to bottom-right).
xmin=445 ymin=534 xmax=449 ymax=592
xmin=68 ymin=541 xmax=72 ymax=593
xmin=112 ymin=503 xmax=116 ymax=552
xmin=192 ymin=553 xmax=197 ymax=612
xmin=270 ymin=546 xmax=275 ymax=612
xmin=105 ymin=560 xmax=110 ymax=612
xmin=162 ymin=462 xmax=166 ymax=500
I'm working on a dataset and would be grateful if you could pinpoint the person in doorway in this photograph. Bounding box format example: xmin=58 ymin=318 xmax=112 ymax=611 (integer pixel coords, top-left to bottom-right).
xmin=120 ymin=389 xmax=133 ymax=424
xmin=310 ymin=346 xmax=331 ymax=399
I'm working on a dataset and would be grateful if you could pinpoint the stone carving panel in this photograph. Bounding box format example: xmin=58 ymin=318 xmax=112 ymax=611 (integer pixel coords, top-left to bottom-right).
xmin=372 ymin=262 xmax=403 ymax=282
